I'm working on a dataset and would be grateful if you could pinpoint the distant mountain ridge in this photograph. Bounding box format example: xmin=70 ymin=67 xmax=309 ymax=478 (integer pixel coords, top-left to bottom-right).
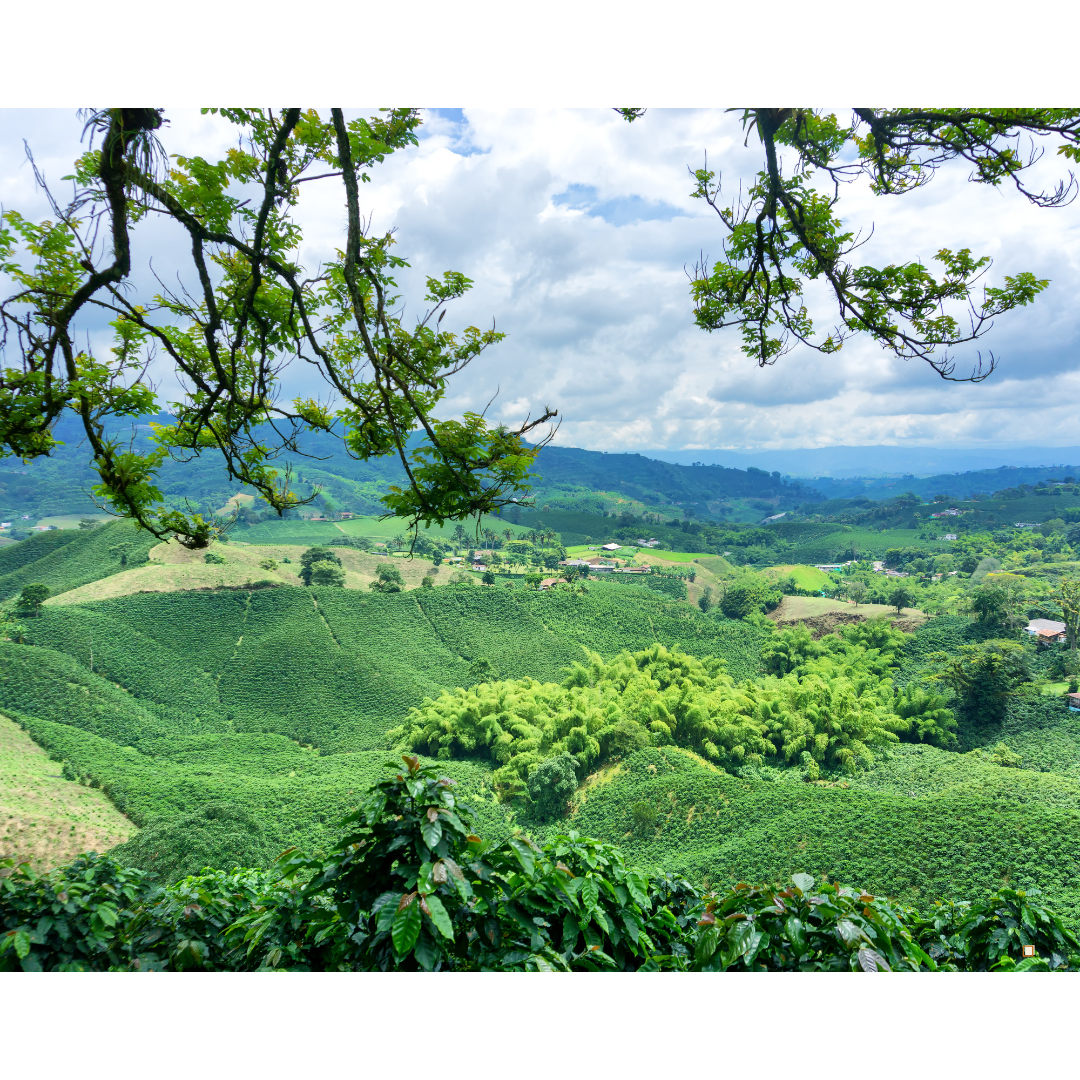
xmin=639 ymin=445 xmax=1080 ymax=478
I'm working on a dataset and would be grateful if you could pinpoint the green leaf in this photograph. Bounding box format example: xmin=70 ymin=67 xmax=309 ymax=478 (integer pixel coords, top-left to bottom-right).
xmin=508 ymin=837 xmax=535 ymax=877
xmin=413 ymin=929 xmax=439 ymax=971
xmin=858 ymin=947 xmax=890 ymax=972
xmin=95 ymin=903 xmax=118 ymax=928
xmin=391 ymin=896 xmax=422 ymax=957
xmin=13 ymin=929 xmax=30 ymax=960
xmin=421 ymin=816 xmax=443 ymax=850
xmin=625 ymin=870 xmax=649 ymax=907
xmin=695 ymin=924 xmax=720 ymax=965
xmin=562 ymin=914 xmax=581 ymax=952
xmin=424 ymin=894 xmax=455 ymax=940
xmin=792 ymin=873 xmax=815 ymax=895
xmin=785 ymin=915 xmax=807 ymax=955
xmin=581 ymin=875 xmax=600 ymax=912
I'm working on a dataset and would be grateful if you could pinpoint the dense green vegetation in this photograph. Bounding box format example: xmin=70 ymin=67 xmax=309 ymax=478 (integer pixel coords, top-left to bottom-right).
xmin=0 ymin=521 xmax=157 ymax=602
xmin=6 ymin=478 xmax=1080 ymax=962
xmin=4 ymin=757 xmax=1076 ymax=971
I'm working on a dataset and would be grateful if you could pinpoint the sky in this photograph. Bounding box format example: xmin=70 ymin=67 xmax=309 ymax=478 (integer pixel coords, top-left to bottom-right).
xmin=3 ymin=107 xmax=1080 ymax=454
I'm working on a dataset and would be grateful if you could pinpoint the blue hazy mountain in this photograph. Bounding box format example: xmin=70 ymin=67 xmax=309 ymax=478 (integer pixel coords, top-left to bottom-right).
xmin=639 ymin=445 xmax=1080 ymax=479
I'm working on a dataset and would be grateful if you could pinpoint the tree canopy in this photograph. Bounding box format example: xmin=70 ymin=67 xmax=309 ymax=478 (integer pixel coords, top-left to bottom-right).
xmin=6 ymin=107 xmax=1079 ymax=550
xmin=0 ymin=109 xmax=556 ymax=548
xmin=622 ymin=108 xmax=1080 ymax=379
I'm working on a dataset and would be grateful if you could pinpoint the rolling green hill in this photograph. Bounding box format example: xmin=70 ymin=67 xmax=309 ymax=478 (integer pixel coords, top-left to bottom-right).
xmin=7 ymin=522 xmax=1080 ymax=931
xmin=1 ymin=580 xmax=766 ymax=877
xmin=559 ymin=745 xmax=1080 ymax=926
xmin=0 ymin=521 xmax=158 ymax=602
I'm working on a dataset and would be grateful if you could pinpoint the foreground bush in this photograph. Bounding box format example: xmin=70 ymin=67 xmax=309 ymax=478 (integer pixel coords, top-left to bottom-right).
xmin=3 ymin=757 xmax=1077 ymax=972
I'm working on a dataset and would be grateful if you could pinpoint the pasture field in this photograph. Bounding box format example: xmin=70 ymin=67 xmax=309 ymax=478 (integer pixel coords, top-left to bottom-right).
xmin=0 ymin=713 xmax=135 ymax=876
xmin=761 ymin=564 xmax=832 ymax=591
xmin=836 ymin=527 xmax=951 ymax=553
xmin=693 ymin=555 xmax=737 ymax=576
xmin=235 ymin=513 xmax=533 ymax=547
xmin=638 ymin=550 xmax=716 ymax=563
xmin=333 ymin=513 xmax=532 ymax=542
xmin=48 ymin=540 xmax=446 ymax=605
xmin=212 ymin=493 xmax=256 ymax=515
xmin=768 ymin=595 xmax=925 ymax=623
xmin=34 ymin=514 xmax=112 ymax=529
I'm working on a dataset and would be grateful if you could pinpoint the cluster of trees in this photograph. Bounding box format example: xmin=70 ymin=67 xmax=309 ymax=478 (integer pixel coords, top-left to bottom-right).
xmin=4 ymin=757 xmax=1076 ymax=972
xmin=390 ymin=625 xmax=957 ymax=799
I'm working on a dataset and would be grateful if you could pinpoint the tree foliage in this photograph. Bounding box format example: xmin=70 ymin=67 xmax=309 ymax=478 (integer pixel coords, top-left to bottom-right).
xmin=16 ymin=583 xmax=49 ymax=615
xmin=390 ymin=630 xmax=955 ymax=795
xmin=298 ymin=545 xmax=340 ymax=586
xmin=0 ymin=109 xmax=556 ymax=548
xmin=369 ymin=563 xmax=404 ymax=593
xmin=927 ymin=639 xmax=1028 ymax=724
xmin=527 ymin=752 xmax=579 ymax=821
xmin=621 ymin=109 xmax=1080 ymax=378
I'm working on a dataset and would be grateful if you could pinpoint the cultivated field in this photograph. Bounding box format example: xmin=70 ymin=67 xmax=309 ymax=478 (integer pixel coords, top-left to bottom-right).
xmin=0 ymin=713 xmax=135 ymax=875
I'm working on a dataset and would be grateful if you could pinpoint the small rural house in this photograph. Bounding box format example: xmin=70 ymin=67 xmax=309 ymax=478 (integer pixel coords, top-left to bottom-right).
xmin=1026 ymin=619 xmax=1066 ymax=642
xmin=601 ymin=543 xmax=621 ymax=551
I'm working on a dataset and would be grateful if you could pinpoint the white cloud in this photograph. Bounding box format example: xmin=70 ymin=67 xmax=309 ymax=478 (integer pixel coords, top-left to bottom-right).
xmin=3 ymin=107 xmax=1080 ymax=451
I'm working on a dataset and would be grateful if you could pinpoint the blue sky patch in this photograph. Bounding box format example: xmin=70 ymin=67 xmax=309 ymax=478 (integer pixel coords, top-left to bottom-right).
xmin=553 ymin=183 xmax=685 ymax=225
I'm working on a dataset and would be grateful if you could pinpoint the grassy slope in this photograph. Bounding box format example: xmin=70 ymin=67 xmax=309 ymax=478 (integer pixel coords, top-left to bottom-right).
xmin=0 ymin=713 xmax=135 ymax=875
xmin=761 ymin=564 xmax=832 ymax=590
xmin=0 ymin=528 xmax=80 ymax=576
xmin=49 ymin=540 xmax=448 ymax=605
xmin=31 ymin=578 xmax=746 ymax=869
xmin=13 ymin=583 xmax=769 ymax=757
xmin=768 ymin=595 xmax=925 ymax=623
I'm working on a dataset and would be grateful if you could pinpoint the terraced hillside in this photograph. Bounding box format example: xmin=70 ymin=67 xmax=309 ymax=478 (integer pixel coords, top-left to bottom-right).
xmin=7 ymin=529 xmax=1080 ymax=932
